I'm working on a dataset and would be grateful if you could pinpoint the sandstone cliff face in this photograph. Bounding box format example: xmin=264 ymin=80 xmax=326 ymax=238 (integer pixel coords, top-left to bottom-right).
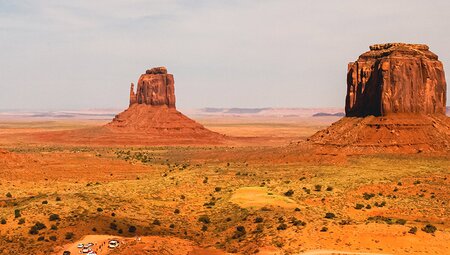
xmin=129 ymin=67 xmax=176 ymax=108
xmin=129 ymin=83 xmax=137 ymax=106
xmin=310 ymin=43 xmax=449 ymax=153
xmin=346 ymin=43 xmax=447 ymax=117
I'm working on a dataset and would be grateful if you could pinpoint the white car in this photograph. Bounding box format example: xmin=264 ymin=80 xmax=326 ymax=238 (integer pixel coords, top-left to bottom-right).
xmin=81 ymin=248 xmax=91 ymax=253
xmin=108 ymin=240 xmax=119 ymax=248
xmin=77 ymin=244 xmax=84 ymax=249
xmin=87 ymin=252 xmax=97 ymax=255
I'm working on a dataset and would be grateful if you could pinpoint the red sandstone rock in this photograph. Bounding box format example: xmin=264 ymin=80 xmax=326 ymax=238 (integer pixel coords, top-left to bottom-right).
xmin=129 ymin=83 xmax=137 ymax=106
xmin=103 ymin=67 xmax=224 ymax=144
xmin=32 ymin=67 xmax=224 ymax=145
xmin=129 ymin=66 xmax=176 ymax=108
xmin=310 ymin=43 xmax=450 ymax=153
xmin=346 ymin=43 xmax=447 ymax=117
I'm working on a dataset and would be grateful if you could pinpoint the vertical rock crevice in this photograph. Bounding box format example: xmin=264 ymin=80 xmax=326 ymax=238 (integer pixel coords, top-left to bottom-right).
xmin=345 ymin=43 xmax=447 ymax=117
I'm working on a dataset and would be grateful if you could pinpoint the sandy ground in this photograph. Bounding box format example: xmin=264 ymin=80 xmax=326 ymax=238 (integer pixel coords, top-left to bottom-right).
xmin=0 ymin=116 xmax=338 ymax=147
xmin=53 ymin=234 xmax=233 ymax=255
xmin=296 ymin=251 xmax=392 ymax=255
xmin=0 ymin=116 xmax=449 ymax=255
xmin=230 ymin=187 xmax=298 ymax=209
xmin=56 ymin=235 xmax=395 ymax=255
xmin=55 ymin=235 xmax=121 ymax=255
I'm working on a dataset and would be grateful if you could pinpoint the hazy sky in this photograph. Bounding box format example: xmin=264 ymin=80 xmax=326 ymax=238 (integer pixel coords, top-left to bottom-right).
xmin=1 ymin=0 xmax=449 ymax=110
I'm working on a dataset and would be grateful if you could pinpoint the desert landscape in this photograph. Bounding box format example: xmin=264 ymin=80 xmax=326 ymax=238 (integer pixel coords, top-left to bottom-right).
xmin=1 ymin=43 xmax=449 ymax=255
xmin=1 ymin=2 xmax=450 ymax=255
xmin=1 ymin=117 xmax=449 ymax=255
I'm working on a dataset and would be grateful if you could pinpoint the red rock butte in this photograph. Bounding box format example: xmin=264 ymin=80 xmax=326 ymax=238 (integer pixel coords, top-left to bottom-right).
xmin=310 ymin=43 xmax=450 ymax=153
xmin=103 ymin=67 xmax=224 ymax=143
xmin=129 ymin=66 xmax=176 ymax=108
xmin=346 ymin=43 xmax=446 ymax=117
xmin=33 ymin=67 xmax=224 ymax=146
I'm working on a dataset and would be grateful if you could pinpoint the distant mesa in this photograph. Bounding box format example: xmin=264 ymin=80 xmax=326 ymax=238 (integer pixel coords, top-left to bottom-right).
xmin=312 ymin=112 xmax=345 ymax=117
xmin=310 ymin=43 xmax=450 ymax=153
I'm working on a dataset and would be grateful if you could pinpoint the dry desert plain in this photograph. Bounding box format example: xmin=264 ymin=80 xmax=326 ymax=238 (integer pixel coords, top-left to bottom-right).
xmin=0 ymin=115 xmax=449 ymax=255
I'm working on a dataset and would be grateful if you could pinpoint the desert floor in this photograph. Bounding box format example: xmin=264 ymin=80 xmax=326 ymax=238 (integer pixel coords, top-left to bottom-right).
xmin=0 ymin=116 xmax=449 ymax=255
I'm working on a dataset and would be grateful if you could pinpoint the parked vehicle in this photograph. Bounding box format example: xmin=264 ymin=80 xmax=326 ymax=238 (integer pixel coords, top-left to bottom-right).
xmin=108 ymin=240 xmax=119 ymax=248
xmin=63 ymin=251 xmax=71 ymax=255
xmin=82 ymin=247 xmax=92 ymax=253
xmin=77 ymin=243 xmax=84 ymax=249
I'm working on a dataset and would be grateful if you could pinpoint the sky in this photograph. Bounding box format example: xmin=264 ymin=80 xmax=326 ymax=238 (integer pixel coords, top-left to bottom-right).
xmin=0 ymin=0 xmax=449 ymax=110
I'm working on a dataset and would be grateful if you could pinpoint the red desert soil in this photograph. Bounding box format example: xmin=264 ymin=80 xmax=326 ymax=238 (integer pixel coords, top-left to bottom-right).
xmin=54 ymin=235 xmax=223 ymax=255
xmin=0 ymin=116 xmax=337 ymax=147
xmin=55 ymin=235 xmax=402 ymax=255
xmin=0 ymin=148 xmax=28 ymax=166
xmin=0 ymin=150 xmax=154 ymax=181
xmin=0 ymin=120 xmax=449 ymax=255
xmin=54 ymin=234 xmax=288 ymax=255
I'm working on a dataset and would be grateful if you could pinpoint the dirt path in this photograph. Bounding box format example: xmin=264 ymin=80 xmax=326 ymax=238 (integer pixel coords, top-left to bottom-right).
xmin=53 ymin=234 xmax=236 ymax=255
xmin=53 ymin=235 xmax=123 ymax=255
xmin=296 ymin=250 xmax=392 ymax=255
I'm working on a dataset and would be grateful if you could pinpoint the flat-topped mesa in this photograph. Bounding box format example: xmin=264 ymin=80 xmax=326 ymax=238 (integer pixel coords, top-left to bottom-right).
xmin=129 ymin=66 xmax=176 ymax=108
xmin=346 ymin=43 xmax=447 ymax=117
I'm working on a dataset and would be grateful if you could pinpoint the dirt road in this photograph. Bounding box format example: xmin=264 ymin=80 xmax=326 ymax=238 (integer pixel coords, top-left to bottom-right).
xmin=296 ymin=250 xmax=392 ymax=255
xmin=53 ymin=235 xmax=122 ymax=255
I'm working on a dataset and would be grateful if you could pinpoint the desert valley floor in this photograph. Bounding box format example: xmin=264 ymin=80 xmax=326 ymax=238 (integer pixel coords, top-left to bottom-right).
xmin=0 ymin=116 xmax=449 ymax=255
